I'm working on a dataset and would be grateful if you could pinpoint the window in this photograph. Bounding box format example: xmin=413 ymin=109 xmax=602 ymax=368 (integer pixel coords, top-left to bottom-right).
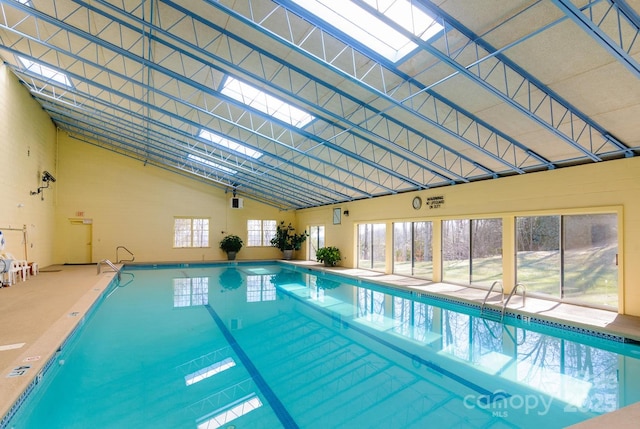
xmin=173 ymin=277 xmax=209 ymax=307
xmin=247 ymin=219 xmax=276 ymax=246
xmin=441 ymin=309 xmax=471 ymax=361
xmin=174 ymin=217 xmax=209 ymax=248
xmin=357 ymin=288 xmax=385 ymax=325
xmin=17 ymin=56 xmax=72 ymax=87
xmin=442 ymin=218 xmax=502 ymax=287
xmin=393 ymin=221 xmax=432 ymax=279
xmin=471 ymin=219 xmax=503 ymax=287
xmin=246 ymin=275 xmax=276 ymax=302
xmin=516 ymin=215 xmax=561 ymax=298
xmin=290 ymin=0 xmax=443 ymax=63
xmin=516 ymin=214 xmax=617 ymax=309
xmin=563 ymin=214 xmax=617 ymax=307
xmin=392 ymin=297 xmax=434 ymax=343
xmin=442 ymin=219 xmax=470 ymax=285
xmin=308 ymin=225 xmax=325 ymax=261
xmin=221 ymin=76 xmax=314 ymax=127
xmin=358 ymin=223 xmax=386 ymax=271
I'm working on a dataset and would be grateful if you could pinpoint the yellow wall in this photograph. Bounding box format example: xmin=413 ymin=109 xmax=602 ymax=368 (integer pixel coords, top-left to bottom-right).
xmin=2 ymin=62 xmax=640 ymax=317
xmin=54 ymin=133 xmax=295 ymax=263
xmin=297 ymin=157 xmax=640 ymax=315
xmin=0 ymin=65 xmax=58 ymax=266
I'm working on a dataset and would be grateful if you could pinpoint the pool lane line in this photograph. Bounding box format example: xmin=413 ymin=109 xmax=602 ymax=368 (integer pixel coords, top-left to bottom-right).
xmin=204 ymin=304 xmax=299 ymax=429
xmin=277 ymin=287 xmax=508 ymax=403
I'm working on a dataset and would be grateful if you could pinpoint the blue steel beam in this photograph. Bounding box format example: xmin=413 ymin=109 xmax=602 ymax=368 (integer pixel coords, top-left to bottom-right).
xmin=0 ymin=8 xmax=398 ymax=202
xmin=269 ymin=0 xmax=626 ymax=162
xmin=65 ymin=132 xmax=295 ymax=210
xmin=353 ymin=0 xmax=624 ymax=162
xmin=551 ymin=0 xmax=640 ymax=79
xmin=3 ymin=50 xmax=369 ymax=207
xmin=61 ymin=120 xmax=326 ymax=209
xmin=141 ymin=0 xmax=496 ymax=180
xmin=49 ymin=1 xmax=437 ymax=194
xmin=75 ymin=0 xmax=460 ymax=187
xmin=2 ymin=0 xmax=540 ymax=199
xmin=0 ymin=1 xmax=421 ymax=204
xmin=23 ymin=69 xmax=364 ymax=207
xmin=40 ymin=99 xmax=338 ymax=208
xmin=45 ymin=103 xmax=335 ymax=208
xmin=87 ymin=0 xmax=470 ymax=183
xmin=206 ymin=0 xmax=552 ymax=174
xmin=79 ymin=7 xmax=438 ymax=193
xmin=410 ymin=0 xmax=633 ymax=159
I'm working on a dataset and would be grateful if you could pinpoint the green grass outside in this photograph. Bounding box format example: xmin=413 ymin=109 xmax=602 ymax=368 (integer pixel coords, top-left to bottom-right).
xmin=391 ymin=245 xmax=618 ymax=309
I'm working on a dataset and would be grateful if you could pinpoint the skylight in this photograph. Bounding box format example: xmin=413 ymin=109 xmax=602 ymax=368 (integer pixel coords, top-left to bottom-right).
xmin=199 ymin=129 xmax=263 ymax=159
xmin=197 ymin=395 xmax=263 ymax=429
xmin=221 ymin=76 xmax=314 ymax=128
xmin=184 ymin=357 xmax=236 ymax=386
xmin=17 ymin=56 xmax=72 ymax=87
xmin=290 ymin=0 xmax=443 ymax=63
xmin=187 ymin=153 xmax=237 ymax=175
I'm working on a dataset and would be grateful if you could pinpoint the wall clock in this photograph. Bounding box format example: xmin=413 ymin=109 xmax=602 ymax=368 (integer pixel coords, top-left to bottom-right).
xmin=412 ymin=196 xmax=422 ymax=210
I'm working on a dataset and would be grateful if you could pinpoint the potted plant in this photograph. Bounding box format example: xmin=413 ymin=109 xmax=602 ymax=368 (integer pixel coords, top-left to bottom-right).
xmin=219 ymin=268 xmax=243 ymax=291
xmin=270 ymin=221 xmax=309 ymax=260
xmin=219 ymin=234 xmax=243 ymax=260
xmin=316 ymin=246 xmax=341 ymax=266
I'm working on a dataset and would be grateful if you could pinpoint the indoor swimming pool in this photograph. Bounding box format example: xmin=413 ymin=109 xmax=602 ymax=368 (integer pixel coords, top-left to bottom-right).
xmin=5 ymin=262 xmax=640 ymax=428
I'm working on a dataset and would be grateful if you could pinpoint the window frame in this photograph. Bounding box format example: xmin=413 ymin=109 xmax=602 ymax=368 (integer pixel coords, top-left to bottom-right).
xmin=173 ymin=217 xmax=210 ymax=248
xmin=247 ymin=219 xmax=277 ymax=247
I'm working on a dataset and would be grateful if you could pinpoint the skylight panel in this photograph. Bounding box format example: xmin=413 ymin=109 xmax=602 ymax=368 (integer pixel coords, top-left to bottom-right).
xmin=184 ymin=357 xmax=236 ymax=386
xmin=290 ymin=0 xmax=443 ymax=63
xmin=187 ymin=154 xmax=237 ymax=175
xmin=221 ymin=77 xmax=314 ymax=128
xmin=17 ymin=56 xmax=72 ymax=87
xmin=199 ymin=129 xmax=263 ymax=159
xmin=197 ymin=395 xmax=263 ymax=429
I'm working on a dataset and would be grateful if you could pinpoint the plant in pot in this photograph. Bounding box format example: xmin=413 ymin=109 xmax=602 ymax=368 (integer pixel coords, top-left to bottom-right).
xmin=316 ymin=246 xmax=341 ymax=267
xmin=219 ymin=234 xmax=243 ymax=260
xmin=219 ymin=267 xmax=243 ymax=291
xmin=270 ymin=221 xmax=308 ymax=260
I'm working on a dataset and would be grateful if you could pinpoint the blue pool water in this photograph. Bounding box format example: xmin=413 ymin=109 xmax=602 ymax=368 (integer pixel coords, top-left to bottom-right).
xmin=6 ymin=263 xmax=640 ymax=428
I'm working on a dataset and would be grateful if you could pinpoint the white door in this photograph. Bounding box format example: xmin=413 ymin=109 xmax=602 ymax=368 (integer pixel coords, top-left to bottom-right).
xmin=66 ymin=219 xmax=92 ymax=264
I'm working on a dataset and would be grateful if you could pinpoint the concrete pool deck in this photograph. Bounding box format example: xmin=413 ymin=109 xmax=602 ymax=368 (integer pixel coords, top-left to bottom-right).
xmin=1 ymin=261 xmax=639 ymax=428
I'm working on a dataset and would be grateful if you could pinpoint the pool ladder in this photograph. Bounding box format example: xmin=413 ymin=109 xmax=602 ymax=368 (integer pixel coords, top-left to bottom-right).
xmin=97 ymin=259 xmax=121 ymax=281
xmin=480 ymin=281 xmax=527 ymax=323
xmin=116 ymin=245 xmax=135 ymax=264
xmin=480 ymin=281 xmax=504 ymax=322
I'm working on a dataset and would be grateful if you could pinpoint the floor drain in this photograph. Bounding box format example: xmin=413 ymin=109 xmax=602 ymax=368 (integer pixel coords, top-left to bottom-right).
xmin=69 ymin=312 xmax=80 ymax=317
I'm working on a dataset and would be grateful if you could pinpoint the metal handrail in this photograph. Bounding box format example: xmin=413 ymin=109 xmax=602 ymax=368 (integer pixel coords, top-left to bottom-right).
xmin=501 ymin=282 xmax=527 ymax=321
xmin=116 ymin=246 xmax=135 ymax=264
xmin=480 ymin=280 xmax=503 ymax=316
xmin=97 ymin=259 xmax=121 ymax=281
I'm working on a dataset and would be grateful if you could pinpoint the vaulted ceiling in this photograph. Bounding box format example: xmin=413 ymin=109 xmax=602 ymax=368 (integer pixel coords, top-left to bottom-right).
xmin=1 ymin=0 xmax=638 ymax=210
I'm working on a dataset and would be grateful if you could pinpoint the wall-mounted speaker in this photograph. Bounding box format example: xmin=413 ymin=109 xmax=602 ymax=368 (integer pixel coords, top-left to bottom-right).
xmin=230 ymin=197 xmax=244 ymax=209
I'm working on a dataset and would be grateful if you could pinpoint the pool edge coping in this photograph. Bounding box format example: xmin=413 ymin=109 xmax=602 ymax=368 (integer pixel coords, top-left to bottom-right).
xmin=0 ymin=269 xmax=119 ymax=429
